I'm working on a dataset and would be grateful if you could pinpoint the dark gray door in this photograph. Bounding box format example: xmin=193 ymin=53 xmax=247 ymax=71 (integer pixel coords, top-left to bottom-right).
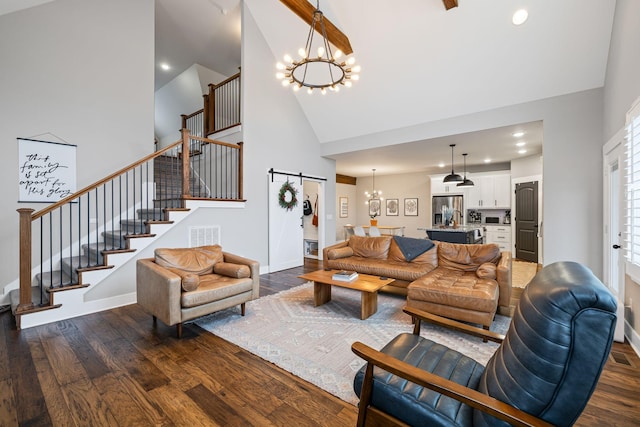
xmin=515 ymin=181 xmax=538 ymax=262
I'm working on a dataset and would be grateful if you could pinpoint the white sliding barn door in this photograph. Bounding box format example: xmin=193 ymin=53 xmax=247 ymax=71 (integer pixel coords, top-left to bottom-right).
xmin=268 ymin=172 xmax=304 ymax=272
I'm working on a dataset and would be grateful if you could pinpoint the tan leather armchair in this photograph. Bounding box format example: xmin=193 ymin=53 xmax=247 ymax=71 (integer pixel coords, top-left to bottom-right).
xmin=136 ymin=245 xmax=259 ymax=337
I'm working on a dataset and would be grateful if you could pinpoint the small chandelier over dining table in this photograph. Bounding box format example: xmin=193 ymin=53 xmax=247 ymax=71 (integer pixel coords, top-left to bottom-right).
xmin=276 ymin=0 xmax=360 ymax=95
xmin=365 ymin=168 xmax=383 ymax=203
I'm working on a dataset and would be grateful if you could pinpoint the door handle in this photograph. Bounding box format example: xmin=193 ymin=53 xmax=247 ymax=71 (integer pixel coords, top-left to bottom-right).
xmin=613 ymin=244 xmax=621 ymax=249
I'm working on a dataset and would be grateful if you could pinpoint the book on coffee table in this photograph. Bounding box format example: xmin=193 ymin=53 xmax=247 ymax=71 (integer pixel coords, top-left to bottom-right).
xmin=332 ymin=270 xmax=359 ymax=282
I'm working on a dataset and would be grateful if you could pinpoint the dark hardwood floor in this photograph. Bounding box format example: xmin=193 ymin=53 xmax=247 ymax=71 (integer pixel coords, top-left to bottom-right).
xmin=1 ymin=259 xmax=639 ymax=426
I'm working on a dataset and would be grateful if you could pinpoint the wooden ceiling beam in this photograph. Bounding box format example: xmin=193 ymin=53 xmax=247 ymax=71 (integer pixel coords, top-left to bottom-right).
xmin=279 ymin=0 xmax=353 ymax=55
xmin=442 ymin=0 xmax=458 ymax=10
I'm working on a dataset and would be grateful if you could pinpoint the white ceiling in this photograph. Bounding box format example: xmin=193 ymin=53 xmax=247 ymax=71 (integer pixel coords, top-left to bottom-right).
xmin=4 ymin=0 xmax=615 ymax=178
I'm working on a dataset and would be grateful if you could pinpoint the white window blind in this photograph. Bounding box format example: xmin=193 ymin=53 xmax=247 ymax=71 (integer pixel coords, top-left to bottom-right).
xmin=624 ymin=97 xmax=640 ymax=268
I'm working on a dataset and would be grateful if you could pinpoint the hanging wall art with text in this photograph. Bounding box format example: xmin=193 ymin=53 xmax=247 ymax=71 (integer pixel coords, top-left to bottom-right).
xmin=17 ymin=138 xmax=77 ymax=203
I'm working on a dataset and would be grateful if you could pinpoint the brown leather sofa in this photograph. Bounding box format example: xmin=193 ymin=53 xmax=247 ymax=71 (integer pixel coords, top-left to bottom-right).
xmin=323 ymin=236 xmax=512 ymax=327
xmin=136 ymin=245 xmax=259 ymax=337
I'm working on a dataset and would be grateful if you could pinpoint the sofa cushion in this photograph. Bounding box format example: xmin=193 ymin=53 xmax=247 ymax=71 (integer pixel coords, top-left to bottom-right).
xmin=408 ymin=267 xmax=499 ymax=313
xmin=181 ymin=275 xmax=254 ymax=308
xmin=327 ymin=246 xmax=354 ymax=260
xmin=388 ymin=239 xmax=438 ymax=266
xmin=167 ymin=267 xmax=200 ymax=291
xmin=214 ymin=262 xmax=251 ymax=278
xmin=155 ymin=245 xmax=224 ymax=275
xmin=438 ymin=242 xmax=500 ymax=271
xmin=348 ymin=235 xmax=392 ymax=260
xmin=476 ymin=262 xmax=497 ymax=280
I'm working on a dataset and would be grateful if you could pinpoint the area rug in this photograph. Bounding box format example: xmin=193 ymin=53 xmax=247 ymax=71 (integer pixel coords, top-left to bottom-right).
xmin=194 ymin=283 xmax=511 ymax=405
xmin=512 ymin=260 xmax=538 ymax=288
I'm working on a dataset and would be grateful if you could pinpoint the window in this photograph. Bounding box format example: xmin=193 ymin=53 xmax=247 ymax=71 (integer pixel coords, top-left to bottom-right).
xmin=624 ymin=97 xmax=640 ymax=275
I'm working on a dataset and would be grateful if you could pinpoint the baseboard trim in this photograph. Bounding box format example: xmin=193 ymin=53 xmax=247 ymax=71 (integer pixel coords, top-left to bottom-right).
xmin=624 ymin=318 xmax=640 ymax=358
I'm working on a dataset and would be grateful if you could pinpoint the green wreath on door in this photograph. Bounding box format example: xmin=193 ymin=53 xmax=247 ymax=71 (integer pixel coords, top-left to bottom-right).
xmin=278 ymin=181 xmax=298 ymax=211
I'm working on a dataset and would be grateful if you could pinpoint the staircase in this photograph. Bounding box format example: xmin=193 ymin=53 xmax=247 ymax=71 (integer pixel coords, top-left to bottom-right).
xmin=10 ymin=130 xmax=244 ymax=329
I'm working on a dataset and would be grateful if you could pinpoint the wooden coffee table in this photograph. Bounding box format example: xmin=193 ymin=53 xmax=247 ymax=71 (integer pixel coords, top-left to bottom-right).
xmin=298 ymin=270 xmax=396 ymax=320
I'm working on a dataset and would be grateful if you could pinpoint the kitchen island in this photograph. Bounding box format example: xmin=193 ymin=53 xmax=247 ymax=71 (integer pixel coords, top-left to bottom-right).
xmin=419 ymin=225 xmax=484 ymax=244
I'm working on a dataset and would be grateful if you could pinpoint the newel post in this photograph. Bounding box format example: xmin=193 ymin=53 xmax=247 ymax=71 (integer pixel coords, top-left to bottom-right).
xmin=181 ymin=128 xmax=191 ymax=204
xmin=238 ymin=142 xmax=244 ymax=200
xmin=17 ymin=208 xmax=35 ymax=315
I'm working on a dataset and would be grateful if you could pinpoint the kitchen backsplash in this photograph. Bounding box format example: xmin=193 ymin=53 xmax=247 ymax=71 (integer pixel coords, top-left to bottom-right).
xmin=467 ymin=209 xmax=511 ymax=224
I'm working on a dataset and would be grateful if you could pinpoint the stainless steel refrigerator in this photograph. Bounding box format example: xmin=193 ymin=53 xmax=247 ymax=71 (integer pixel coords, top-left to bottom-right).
xmin=432 ymin=195 xmax=464 ymax=226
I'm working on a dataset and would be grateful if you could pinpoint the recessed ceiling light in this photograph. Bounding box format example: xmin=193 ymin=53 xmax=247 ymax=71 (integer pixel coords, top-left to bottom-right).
xmin=518 ymin=149 xmax=527 ymax=154
xmin=512 ymin=9 xmax=528 ymax=25
xmin=484 ymin=158 xmax=492 ymax=163
xmin=516 ymin=141 xmax=526 ymax=147
xmin=160 ymin=63 xmax=171 ymax=71
xmin=512 ymin=131 xmax=525 ymax=137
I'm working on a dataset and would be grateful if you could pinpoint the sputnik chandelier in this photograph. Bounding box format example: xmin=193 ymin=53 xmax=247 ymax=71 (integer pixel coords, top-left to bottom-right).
xmin=276 ymin=0 xmax=360 ymax=94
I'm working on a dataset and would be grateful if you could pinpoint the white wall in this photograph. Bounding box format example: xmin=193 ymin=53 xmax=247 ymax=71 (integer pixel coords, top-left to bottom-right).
xmin=335 ymin=183 xmax=357 ymax=241
xmin=511 ymin=155 xmax=543 ymax=179
xmin=0 ymin=0 xmax=154 ymax=289
xmin=602 ymin=0 xmax=640 ymax=351
xmin=603 ymin=0 xmax=640 ymax=140
xmin=154 ymin=64 xmax=228 ymax=147
xmin=356 ymin=172 xmax=431 ymax=239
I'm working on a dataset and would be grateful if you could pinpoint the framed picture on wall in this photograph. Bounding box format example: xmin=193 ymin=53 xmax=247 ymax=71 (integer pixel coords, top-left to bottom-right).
xmin=369 ymin=198 xmax=381 ymax=218
xmin=404 ymin=198 xmax=418 ymax=216
xmin=339 ymin=197 xmax=348 ymax=218
xmin=386 ymin=199 xmax=399 ymax=216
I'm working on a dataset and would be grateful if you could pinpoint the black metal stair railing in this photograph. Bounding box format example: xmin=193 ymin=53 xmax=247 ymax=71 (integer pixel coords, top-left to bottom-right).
xmin=16 ymin=130 xmax=244 ymax=324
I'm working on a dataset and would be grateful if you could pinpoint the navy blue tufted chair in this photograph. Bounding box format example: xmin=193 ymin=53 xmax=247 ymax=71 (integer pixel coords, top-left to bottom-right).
xmin=352 ymin=261 xmax=617 ymax=427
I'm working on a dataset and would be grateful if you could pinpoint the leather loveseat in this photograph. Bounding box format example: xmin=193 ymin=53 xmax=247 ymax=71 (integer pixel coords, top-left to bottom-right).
xmin=323 ymin=236 xmax=512 ymax=328
xmin=136 ymin=245 xmax=259 ymax=337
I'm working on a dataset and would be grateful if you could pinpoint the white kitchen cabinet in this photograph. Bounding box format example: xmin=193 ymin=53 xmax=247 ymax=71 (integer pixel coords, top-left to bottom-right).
xmin=493 ymin=174 xmax=511 ymax=208
xmin=485 ymin=225 xmax=512 ymax=251
xmin=430 ymin=175 xmax=465 ymax=195
xmin=466 ymin=174 xmax=511 ymax=208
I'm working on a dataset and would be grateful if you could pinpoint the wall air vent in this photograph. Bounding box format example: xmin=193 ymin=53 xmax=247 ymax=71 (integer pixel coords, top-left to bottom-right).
xmin=189 ymin=226 xmax=220 ymax=247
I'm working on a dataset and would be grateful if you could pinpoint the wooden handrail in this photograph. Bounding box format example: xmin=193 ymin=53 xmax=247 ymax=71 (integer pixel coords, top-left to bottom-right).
xmin=31 ymin=140 xmax=183 ymax=220
xmin=189 ymin=135 xmax=242 ymax=150
xmin=208 ymin=71 xmax=241 ymax=91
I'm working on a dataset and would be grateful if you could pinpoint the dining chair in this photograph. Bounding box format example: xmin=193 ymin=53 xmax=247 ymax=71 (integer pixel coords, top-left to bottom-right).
xmin=368 ymin=226 xmax=381 ymax=237
xmin=354 ymin=226 xmax=366 ymax=236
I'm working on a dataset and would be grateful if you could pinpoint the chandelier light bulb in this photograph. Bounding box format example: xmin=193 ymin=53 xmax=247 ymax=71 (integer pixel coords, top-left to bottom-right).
xmin=321 ymin=88 xmax=327 ymax=95
xmin=347 ymin=57 xmax=356 ymax=66
xmin=317 ymin=46 xmax=325 ymax=58
xmin=351 ymin=65 xmax=361 ymax=73
xmin=298 ymin=48 xmax=307 ymax=58
xmin=344 ymin=81 xmax=352 ymax=87
xmin=307 ymin=87 xmax=313 ymax=94
xmin=293 ymin=85 xmax=301 ymax=92
xmin=351 ymin=74 xmax=360 ymax=81
xmin=281 ymin=79 xmax=290 ymax=86
xmin=276 ymin=72 xmax=285 ymax=79
xmin=276 ymin=62 xmax=285 ymax=70
xmin=283 ymin=54 xmax=293 ymax=63
xmin=334 ymin=49 xmax=343 ymax=59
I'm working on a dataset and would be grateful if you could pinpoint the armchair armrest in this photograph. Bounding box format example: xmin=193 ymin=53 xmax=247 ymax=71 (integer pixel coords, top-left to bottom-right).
xmin=496 ymin=250 xmax=512 ymax=309
xmin=136 ymin=258 xmax=183 ymax=326
xmin=222 ymin=251 xmax=260 ymax=299
xmin=351 ymin=341 xmax=553 ymax=427
xmin=403 ymin=305 xmax=505 ymax=344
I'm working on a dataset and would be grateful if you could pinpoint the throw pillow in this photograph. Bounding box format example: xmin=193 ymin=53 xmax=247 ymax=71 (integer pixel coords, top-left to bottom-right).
xmin=348 ymin=235 xmax=392 ymax=259
xmin=214 ymin=262 xmax=251 ymax=278
xmin=476 ymin=262 xmax=497 ymax=280
xmin=168 ymin=267 xmax=200 ymax=291
xmin=327 ymin=246 xmax=354 ymax=260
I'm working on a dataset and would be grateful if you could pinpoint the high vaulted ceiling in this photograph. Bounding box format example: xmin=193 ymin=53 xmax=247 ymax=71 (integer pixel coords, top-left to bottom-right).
xmin=243 ymin=0 xmax=615 ymax=176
